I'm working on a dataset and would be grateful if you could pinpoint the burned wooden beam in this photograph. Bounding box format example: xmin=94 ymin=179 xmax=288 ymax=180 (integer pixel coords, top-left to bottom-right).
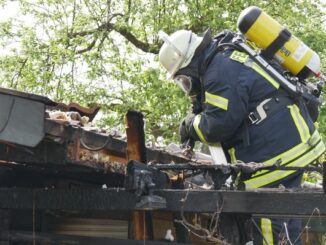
xmin=0 ymin=117 xmax=189 ymax=169
xmin=0 ymin=188 xmax=325 ymax=216
xmin=45 ymin=119 xmax=127 ymax=159
xmin=125 ymin=110 xmax=146 ymax=163
xmin=0 ymin=161 xmax=125 ymax=187
xmin=0 ymin=230 xmax=190 ymax=245
xmin=44 ymin=119 xmax=186 ymax=164
xmin=0 ymin=140 xmax=67 ymax=165
xmin=125 ymin=110 xmax=151 ymax=240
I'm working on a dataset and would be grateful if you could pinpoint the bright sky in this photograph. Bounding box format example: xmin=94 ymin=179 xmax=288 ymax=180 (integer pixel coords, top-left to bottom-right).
xmin=0 ymin=1 xmax=19 ymax=21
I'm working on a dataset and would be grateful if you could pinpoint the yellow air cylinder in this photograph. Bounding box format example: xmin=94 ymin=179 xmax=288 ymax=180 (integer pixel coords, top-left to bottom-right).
xmin=237 ymin=6 xmax=321 ymax=79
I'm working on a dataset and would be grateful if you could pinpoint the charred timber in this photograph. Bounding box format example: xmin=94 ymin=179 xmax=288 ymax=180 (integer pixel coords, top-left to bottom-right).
xmin=0 ymin=188 xmax=325 ymax=216
xmin=0 ymin=230 xmax=190 ymax=245
xmin=0 ymin=120 xmax=187 ymax=166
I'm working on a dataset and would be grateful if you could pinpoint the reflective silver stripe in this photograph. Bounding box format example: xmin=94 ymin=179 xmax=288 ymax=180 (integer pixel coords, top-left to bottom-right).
xmin=245 ymin=139 xmax=325 ymax=188
xmin=205 ymin=92 xmax=228 ymax=110
xmin=193 ymin=115 xmax=207 ymax=144
xmin=261 ymin=218 xmax=273 ymax=245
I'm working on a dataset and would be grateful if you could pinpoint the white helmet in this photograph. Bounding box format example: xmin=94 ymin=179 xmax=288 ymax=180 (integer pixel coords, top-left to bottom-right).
xmin=158 ymin=30 xmax=203 ymax=78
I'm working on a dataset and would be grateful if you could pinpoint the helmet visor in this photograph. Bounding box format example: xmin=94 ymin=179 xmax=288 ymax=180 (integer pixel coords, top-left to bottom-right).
xmin=158 ymin=30 xmax=193 ymax=78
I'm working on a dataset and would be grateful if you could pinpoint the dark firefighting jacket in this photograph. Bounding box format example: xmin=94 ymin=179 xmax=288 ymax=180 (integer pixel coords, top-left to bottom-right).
xmin=188 ymin=38 xmax=325 ymax=189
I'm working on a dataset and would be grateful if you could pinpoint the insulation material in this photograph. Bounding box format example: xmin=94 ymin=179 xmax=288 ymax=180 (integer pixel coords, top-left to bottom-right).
xmin=46 ymin=217 xmax=128 ymax=239
xmin=67 ymin=145 xmax=126 ymax=174
xmin=48 ymin=110 xmax=90 ymax=126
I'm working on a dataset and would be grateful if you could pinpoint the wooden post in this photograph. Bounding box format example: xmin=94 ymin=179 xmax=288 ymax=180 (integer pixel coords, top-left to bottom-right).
xmin=125 ymin=110 xmax=146 ymax=163
xmin=125 ymin=110 xmax=150 ymax=240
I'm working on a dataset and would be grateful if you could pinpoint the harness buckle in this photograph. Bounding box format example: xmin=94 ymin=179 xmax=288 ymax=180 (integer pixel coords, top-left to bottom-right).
xmin=248 ymin=112 xmax=260 ymax=124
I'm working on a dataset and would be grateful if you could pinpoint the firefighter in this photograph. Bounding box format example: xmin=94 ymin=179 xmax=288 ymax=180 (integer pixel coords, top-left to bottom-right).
xmin=158 ymin=29 xmax=325 ymax=245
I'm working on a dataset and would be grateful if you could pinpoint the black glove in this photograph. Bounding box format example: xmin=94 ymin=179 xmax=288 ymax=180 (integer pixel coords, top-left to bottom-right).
xmin=191 ymin=93 xmax=203 ymax=114
xmin=179 ymin=114 xmax=195 ymax=149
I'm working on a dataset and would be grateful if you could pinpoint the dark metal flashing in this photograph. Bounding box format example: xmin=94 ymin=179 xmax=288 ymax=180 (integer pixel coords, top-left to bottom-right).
xmin=0 ymin=87 xmax=100 ymax=120
xmin=0 ymin=87 xmax=56 ymax=106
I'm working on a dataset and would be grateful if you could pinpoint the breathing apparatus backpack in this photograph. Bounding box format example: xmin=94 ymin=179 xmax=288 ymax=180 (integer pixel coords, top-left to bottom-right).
xmin=238 ymin=6 xmax=321 ymax=79
xmin=219 ymin=6 xmax=325 ymax=116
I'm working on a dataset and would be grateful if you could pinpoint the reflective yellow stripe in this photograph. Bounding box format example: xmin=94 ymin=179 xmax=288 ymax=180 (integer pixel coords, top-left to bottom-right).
xmin=264 ymin=130 xmax=320 ymax=166
xmin=251 ymin=62 xmax=280 ymax=89
xmin=261 ymin=218 xmax=273 ymax=245
xmin=229 ymin=50 xmax=280 ymax=89
xmin=288 ymin=104 xmax=310 ymax=143
xmin=245 ymin=139 xmax=325 ymax=188
xmin=205 ymin=92 xmax=228 ymax=111
xmin=193 ymin=115 xmax=207 ymax=144
xmin=246 ymin=130 xmax=322 ymax=184
xmin=228 ymin=147 xmax=237 ymax=164
xmin=249 ymin=130 xmax=321 ymax=178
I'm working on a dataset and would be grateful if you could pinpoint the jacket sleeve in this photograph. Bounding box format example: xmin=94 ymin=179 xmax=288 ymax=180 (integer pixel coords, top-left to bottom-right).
xmin=188 ymin=55 xmax=251 ymax=143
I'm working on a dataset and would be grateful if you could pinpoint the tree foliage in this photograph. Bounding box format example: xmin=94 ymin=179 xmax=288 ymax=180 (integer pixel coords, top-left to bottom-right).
xmin=0 ymin=0 xmax=325 ymax=145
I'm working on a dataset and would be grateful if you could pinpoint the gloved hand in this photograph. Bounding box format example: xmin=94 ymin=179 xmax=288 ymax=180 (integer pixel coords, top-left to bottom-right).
xmin=179 ymin=114 xmax=196 ymax=149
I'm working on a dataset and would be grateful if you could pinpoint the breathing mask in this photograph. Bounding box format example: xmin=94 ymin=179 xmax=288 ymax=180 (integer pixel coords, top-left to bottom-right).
xmin=173 ymin=75 xmax=201 ymax=97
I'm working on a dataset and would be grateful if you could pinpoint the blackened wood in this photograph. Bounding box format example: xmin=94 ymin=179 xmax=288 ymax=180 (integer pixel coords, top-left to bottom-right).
xmin=45 ymin=120 xmax=127 ymax=159
xmin=125 ymin=110 xmax=146 ymax=163
xmin=125 ymin=110 xmax=150 ymax=240
xmin=0 ymin=188 xmax=326 ymax=216
xmin=44 ymin=120 xmax=187 ymax=163
xmin=0 ymin=230 xmax=191 ymax=245
xmin=0 ymin=120 xmax=189 ymax=168
xmin=146 ymin=148 xmax=189 ymax=164
xmin=0 ymin=162 xmax=125 ymax=187
xmin=0 ymin=210 xmax=9 ymax=245
xmin=0 ymin=140 xmax=67 ymax=165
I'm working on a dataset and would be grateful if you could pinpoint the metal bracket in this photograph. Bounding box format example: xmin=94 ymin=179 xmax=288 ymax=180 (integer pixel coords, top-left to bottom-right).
xmin=126 ymin=161 xmax=167 ymax=210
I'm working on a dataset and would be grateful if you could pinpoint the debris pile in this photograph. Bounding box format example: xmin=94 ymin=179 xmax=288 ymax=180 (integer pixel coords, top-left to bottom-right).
xmin=47 ymin=110 xmax=91 ymax=126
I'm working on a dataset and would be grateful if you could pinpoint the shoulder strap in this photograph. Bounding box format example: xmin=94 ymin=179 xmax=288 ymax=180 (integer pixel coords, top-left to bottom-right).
xmin=204 ymin=31 xmax=244 ymax=71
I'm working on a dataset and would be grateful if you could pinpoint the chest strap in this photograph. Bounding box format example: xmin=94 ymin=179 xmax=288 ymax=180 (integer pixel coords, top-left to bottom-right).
xmin=248 ymin=95 xmax=293 ymax=125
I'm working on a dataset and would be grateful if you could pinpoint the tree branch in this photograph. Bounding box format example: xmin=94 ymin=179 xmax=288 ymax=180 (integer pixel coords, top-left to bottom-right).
xmin=69 ymin=14 xmax=159 ymax=54
xmin=112 ymin=24 xmax=159 ymax=54
xmin=10 ymin=58 xmax=28 ymax=88
xmin=76 ymin=37 xmax=98 ymax=54
xmin=68 ymin=28 xmax=98 ymax=38
xmin=97 ymin=33 xmax=108 ymax=52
